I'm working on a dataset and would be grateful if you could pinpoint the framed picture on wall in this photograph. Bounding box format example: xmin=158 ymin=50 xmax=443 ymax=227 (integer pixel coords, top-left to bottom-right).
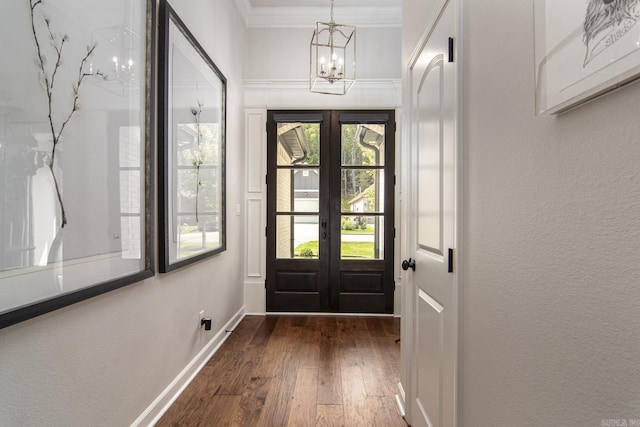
xmin=158 ymin=1 xmax=227 ymax=273
xmin=534 ymin=0 xmax=640 ymax=114
xmin=0 ymin=0 xmax=155 ymax=329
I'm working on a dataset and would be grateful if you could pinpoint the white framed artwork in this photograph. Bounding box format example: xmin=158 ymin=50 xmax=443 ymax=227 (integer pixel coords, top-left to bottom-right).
xmin=534 ymin=0 xmax=640 ymax=114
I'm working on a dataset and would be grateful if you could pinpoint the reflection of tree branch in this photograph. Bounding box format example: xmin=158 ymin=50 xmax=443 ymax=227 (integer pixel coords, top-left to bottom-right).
xmin=191 ymin=100 xmax=203 ymax=223
xmin=29 ymin=0 xmax=105 ymax=229
xmin=45 ymin=16 xmax=65 ymax=92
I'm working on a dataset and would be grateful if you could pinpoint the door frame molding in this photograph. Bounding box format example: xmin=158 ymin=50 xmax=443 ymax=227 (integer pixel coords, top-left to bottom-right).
xmin=400 ymin=0 xmax=463 ymax=425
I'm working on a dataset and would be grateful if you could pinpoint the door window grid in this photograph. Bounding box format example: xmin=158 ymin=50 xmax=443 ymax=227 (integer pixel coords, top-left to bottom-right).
xmin=275 ymin=123 xmax=321 ymax=259
xmin=340 ymin=124 xmax=386 ymax=260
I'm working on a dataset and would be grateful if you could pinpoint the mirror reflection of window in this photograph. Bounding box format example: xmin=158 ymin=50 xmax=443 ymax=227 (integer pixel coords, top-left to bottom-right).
xmin=0 ymin=133 xmax=38 ymax=270
xmin=174 ymin=119 xmax=221 ymax=259
xmin=119 ymin=126 xmax=142 ymax=260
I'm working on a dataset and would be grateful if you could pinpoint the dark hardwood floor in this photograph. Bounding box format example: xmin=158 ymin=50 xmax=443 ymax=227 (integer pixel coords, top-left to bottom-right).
xmin=157 ymin=315 xmax=405 ymax=427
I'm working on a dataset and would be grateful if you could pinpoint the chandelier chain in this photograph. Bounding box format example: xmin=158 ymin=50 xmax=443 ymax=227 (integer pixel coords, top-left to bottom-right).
xmin=330 ymin=0 xmax=334 ymax=23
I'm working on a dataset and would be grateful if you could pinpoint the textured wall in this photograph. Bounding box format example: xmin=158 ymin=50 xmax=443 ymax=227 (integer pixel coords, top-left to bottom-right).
xmin=0 ymin=0 xmax=247 ymax=425
xmin=461 ymin=1 xmax=640 ymax=425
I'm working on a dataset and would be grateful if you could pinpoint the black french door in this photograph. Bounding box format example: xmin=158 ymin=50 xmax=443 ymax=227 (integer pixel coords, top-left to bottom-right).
xmin=266 ymin=110 xmax=395 ymax=313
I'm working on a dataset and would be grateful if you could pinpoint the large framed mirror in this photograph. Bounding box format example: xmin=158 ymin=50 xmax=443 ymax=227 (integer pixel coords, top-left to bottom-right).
xmin=0 ymin=0 xmax=155 ymax=329
xmin=158 ymin=1 xmax=227 ymax=272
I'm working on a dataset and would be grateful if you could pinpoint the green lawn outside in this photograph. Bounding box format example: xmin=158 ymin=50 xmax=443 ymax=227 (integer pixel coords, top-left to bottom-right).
xmin=294 ymin=240 xmax=375 ymax=259
xmin=341 ymin=226 xmax=375 ymax=235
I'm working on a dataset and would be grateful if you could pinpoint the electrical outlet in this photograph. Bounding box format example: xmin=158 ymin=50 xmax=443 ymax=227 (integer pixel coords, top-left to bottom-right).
xmin=199 ymin=310 xmax=205 ymax=328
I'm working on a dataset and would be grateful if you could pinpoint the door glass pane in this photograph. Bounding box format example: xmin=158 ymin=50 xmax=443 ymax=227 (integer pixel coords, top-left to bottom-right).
xmin=276 ymin=215 xmax=319 ymax=259
xmin=277 ymin=123 xmax=320 ymax=166
xmin=341 ymin=124 xmax=385 ymax=166
xmin=341 ymin=169 xmax=384 ymax=213
xmin=277 ymin=169 xmax=320 ymax=213
xmin=340 ymin=215 xmax=384 ymax=260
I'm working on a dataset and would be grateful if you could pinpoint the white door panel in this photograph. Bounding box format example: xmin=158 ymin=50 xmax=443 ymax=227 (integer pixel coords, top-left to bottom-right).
xmin=418 ymin=56 xmax=444 ymax=256
xmin=407 ymin=1 xmax=458 ymax=426
xmin=416 ymin=289 xmax=444 ymax=427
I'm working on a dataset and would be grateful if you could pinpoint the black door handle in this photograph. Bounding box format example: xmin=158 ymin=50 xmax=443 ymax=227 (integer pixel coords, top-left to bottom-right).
xmin=401 ymin=258 xmax=416 ymax=271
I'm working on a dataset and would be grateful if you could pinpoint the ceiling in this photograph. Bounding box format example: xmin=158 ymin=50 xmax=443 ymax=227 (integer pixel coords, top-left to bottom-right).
xmin=248 ymin=0 xmax=400 ymax=7
xmin=236 ymin=0 xmax=401 ymax=27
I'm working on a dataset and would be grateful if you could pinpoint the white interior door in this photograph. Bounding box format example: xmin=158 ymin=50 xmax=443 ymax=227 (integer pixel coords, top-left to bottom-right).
xmin=406 ymin=1 xmax=458 ymax=426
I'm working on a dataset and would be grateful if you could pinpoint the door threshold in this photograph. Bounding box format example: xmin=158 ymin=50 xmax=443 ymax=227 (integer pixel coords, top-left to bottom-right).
xmin=265 ymin=311 xmax=398 ymax=317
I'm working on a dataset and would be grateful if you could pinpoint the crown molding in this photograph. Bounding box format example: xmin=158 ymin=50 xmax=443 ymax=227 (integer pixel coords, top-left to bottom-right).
xmin=244 ymin=78 xmax=401 ymax=89
xmin=234 ymin=0 xmax=252 ymax=25
xmin=244 ymin=79 xmax=402 ymax=109
xmin=233 ymin=0 xmax=401 ymax=27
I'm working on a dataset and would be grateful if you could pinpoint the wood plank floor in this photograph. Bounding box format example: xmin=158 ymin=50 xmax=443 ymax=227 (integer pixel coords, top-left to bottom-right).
xmin=157 ymin=315 xmax=405 ymax=427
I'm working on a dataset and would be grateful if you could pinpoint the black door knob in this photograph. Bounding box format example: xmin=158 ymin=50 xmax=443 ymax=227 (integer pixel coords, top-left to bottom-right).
xmin=402 ymin=258 xmax=416 ymax=271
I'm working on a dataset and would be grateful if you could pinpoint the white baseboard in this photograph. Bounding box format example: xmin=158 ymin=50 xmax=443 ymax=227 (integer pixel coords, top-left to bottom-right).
xmin=131 ymin=306 xmax=246 ymax=427
xmin=395 ymin=381 xmax=406 ymax=417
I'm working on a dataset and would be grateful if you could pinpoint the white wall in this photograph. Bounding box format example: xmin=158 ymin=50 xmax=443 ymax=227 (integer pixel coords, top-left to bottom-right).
xmin=0 ymin=0 xmax=247 ymax=425
xmin=245 ymin=25 xmax=402 ymax=108
xmin=401 ymin=0 xmax=439 ymax=66
xmin=247 ymin=26 xmax=402 ymax=81
xmin=403 ymin=0 xmax=640 ymax=425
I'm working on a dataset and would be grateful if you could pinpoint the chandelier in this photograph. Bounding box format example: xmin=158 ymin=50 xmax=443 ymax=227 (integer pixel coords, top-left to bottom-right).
xmin=106 ymin=25 xmax=139 ymax=88
xmin=91 ymin=23 xmax=141 ymax=96
xmin=309 ymin=0 xmax=356 ymax=95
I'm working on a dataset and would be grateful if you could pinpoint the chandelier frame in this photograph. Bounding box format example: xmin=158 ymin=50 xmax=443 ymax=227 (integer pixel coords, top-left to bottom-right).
xmin=309 ymin=0 xmax=356 ymax=95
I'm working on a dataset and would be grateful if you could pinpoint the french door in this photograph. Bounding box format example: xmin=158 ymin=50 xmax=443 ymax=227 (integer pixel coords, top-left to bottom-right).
xmin=266 ymin=110 xmax=395 ymax=313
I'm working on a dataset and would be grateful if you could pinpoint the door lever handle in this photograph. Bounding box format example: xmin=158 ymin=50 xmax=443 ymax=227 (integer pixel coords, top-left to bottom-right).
xmin=401 ymin=258 xmax=416 ymax=271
